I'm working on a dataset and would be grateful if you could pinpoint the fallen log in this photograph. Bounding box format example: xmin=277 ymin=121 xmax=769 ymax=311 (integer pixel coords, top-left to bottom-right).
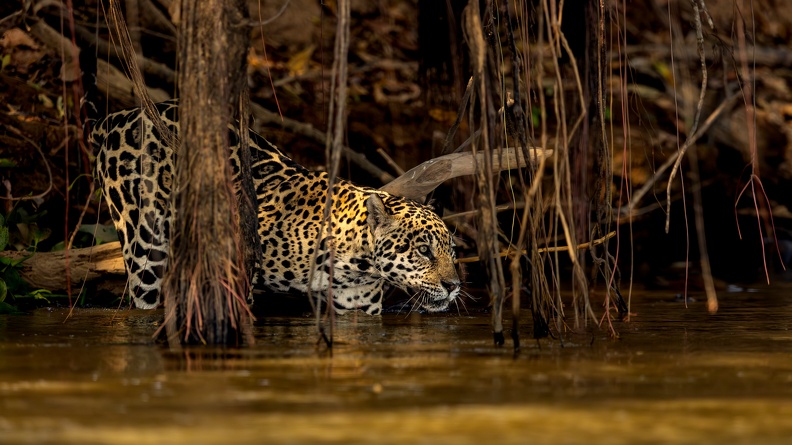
xmin=0 ymin=147 xmax=551 ymax=295
xmin=1 ymin=242 xmax=126 ymax=295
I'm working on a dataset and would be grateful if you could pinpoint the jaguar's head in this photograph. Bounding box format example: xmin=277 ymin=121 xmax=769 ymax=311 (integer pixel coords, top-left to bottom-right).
xmin=366 ymin=194 xmax=461 ymax=312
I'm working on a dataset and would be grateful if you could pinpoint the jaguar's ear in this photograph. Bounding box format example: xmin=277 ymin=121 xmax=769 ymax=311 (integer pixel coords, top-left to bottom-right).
xmin=366 ymin=194 xmax=395 ymax=233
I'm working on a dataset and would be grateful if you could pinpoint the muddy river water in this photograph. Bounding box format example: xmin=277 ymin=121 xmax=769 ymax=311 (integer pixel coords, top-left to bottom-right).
xmin=2 ymin=286 xmax=792 ymax=444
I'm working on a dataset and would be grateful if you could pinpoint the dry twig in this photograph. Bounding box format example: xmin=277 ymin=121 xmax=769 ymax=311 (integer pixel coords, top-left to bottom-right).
xmin=456 ymin=231 xmax=616 ymax=264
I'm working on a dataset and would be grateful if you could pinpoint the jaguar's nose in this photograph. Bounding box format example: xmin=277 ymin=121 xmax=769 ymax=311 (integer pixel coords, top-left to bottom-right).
xmin=443 ymin=281 xmax=460 ymax=294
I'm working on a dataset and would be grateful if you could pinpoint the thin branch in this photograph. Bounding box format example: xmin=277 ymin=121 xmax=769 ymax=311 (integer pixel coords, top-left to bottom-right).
xmin=250 ymin=103 xmax=394 ymax=184
xmin=664 ymin=0 xmax=715 ymax=232
xmin=0 ymin=130 xmax=53 ymax=202
xmin=247 ymin=0 xmax=292 ymax=26
xmin=688 ymin=141 xmax=718 ymax=313
xmin=441 ymin=75 xmax=475 ymax=155
xmin=456 ymin=231 xmax=616 ymax=264
xmin=623 ymin=93 xmax=739 ymax=217
xmin=376 ymin=148 xmax=405 ymax=175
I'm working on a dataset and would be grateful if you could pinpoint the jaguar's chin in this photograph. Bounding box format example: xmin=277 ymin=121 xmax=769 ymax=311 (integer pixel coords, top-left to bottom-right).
xmin=419 ymin=289 xmax=456 ymax=313
xmin=421 ymin=298 xmax=452 ymax=312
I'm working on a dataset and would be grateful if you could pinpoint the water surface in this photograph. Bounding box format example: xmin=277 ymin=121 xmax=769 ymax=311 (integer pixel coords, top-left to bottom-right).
xmin=2 ymin=287 xmax=792 ymax=444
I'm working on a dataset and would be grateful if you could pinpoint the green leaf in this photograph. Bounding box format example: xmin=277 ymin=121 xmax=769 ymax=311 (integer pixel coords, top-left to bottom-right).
xmin=1 ymin=267 xmax=27 ymax=294
xmin=30 ymin=225 xmax=51 ymax=247
xmin=530 ymin=106 xmax=541 ymax=128
xmin=0 ymin=300 xmax=21 ymax=314
xmin=68 ymin=174 xmax=92 ymax=192
xmin=0 ymin=225 xmax=8 ymax=251
xmin=0 ymin=278 xmax=6 ymax=302
xmin=17 ymin=209 xmax=46 ymax=224
xmin=55 ymin=96 xmax=64 ymax=119
xmin=1 ymin=54 xmax=10 ymax=71
xmin=25 ymin=289 xmax=54 ymax=303
xmin=0 ymin=254 xmax=31 ymax=269
xmin=78 ymin=224 xmax=118 ymax=244
xmin=0 ymin=158 xmax=16 ymax=168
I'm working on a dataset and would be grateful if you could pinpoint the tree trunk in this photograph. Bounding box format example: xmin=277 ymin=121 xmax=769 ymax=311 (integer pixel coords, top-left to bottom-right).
xmin=162 ymin=0 xmax=254 ymax=346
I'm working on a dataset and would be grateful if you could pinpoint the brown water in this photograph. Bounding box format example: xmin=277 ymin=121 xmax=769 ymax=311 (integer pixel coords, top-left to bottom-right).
xmin=2 ymin=286 xmax=792 ymax=444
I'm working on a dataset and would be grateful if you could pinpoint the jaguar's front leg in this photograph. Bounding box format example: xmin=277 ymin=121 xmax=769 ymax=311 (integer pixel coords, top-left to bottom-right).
xmin=330 ymin=280 xmax=385 ymax=315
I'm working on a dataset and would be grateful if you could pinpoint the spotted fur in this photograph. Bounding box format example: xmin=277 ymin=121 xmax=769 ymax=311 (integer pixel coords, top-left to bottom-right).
xmin=91 ymin=100 xmax=460 ymax=315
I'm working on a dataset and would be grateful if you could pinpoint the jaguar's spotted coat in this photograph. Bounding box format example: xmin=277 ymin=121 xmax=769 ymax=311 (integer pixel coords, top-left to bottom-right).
xmin=91 ymin=100 xmax=461 ymax=315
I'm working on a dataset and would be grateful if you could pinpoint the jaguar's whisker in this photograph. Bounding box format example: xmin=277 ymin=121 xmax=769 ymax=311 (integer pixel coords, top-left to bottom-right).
xmin=456 ymin=293 xmax=472 ymax=315
xmin=409 ymin=291 xmax=426 ymax=314
xmin=460 ymin=289 xmax=480 ymax=302
xmin=397 ymin=289 xmax=422 ymax=316
xmin=451 ymin=297 xmax=463 ymax=315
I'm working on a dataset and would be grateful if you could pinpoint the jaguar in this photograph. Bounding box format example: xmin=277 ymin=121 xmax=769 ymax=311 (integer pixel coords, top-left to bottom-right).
xmin=91 ymin=100 xmax=461 ymax=315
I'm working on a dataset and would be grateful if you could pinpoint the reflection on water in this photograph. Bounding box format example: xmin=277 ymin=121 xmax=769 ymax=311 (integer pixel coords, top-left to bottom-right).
xmin=2 ymin=286 xmax=792 ymax=444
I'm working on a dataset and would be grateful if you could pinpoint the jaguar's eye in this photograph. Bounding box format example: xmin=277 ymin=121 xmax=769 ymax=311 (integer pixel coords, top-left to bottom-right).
xmin=417 ymin=245 xmax=431 ymax=257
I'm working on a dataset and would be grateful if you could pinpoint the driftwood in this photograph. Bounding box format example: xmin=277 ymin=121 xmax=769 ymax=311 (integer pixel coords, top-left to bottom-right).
xmin=1 ymin=242 xmax=126 ymax=295
xmin=381 ymin=147 xmax=552 ymax=200
xmin=1 ymin=147 xmax=551 ymax=294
